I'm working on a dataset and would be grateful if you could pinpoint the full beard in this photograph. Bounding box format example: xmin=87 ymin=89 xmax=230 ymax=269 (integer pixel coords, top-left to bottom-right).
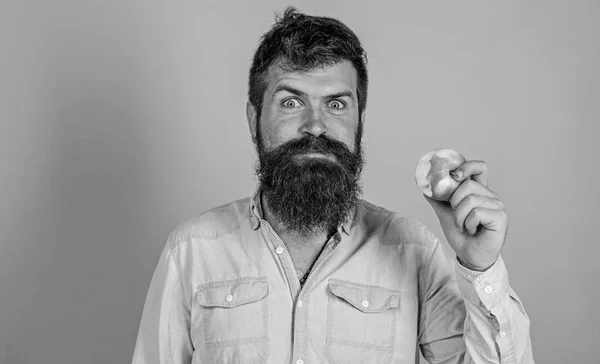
xmin=255 ymin=132 xmax=364 ymax=238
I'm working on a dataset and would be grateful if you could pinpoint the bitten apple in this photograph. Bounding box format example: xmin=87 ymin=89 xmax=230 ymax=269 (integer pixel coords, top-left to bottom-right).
xmin=415 ymin=149 xmax=467 ymax=202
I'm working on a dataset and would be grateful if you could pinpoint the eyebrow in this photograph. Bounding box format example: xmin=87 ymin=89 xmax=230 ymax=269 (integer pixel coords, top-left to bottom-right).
xmin=272 ymin=84 xmax=356 ymax=103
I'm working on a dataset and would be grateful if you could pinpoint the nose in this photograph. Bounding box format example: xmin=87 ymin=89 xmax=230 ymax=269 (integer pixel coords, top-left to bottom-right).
xmin=300 ymin=108 xmax=327 ymax=137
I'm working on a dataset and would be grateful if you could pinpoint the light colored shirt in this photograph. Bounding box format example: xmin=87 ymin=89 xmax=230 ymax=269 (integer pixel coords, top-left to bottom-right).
xmin=132 ymin=192 xmax=534 ymax=364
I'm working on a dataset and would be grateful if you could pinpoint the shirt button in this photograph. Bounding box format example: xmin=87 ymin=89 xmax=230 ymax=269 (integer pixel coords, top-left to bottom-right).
xmin=499 ymin=330 xmax=506 ymax=338
xmin=275 ymin=247 xmax=284 ymax=254
xmin=484 ymin=285 xmax=493 ymax=295
xmin=297 ymin=300 xmax=303 ymax=308
xmin=361 ymin=300 xmax=369 ymax=308
xmin=296 ymin=360 xmax=304 ymax=364
xmin=225 ymin=294 xmax=233 ymax=302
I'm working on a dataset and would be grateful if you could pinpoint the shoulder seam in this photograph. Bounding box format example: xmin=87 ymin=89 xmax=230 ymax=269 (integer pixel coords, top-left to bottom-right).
xmin=167 ymin=215 xmax=250 ymax=250
xmin=360 ymin=200 xmax=392 ymax=214
xmin=380 ymin=238 xmax=437 ymax=248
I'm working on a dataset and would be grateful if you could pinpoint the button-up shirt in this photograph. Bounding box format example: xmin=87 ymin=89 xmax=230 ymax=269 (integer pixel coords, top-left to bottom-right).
xmin=132 ymin=192 xmax=534 ymax=363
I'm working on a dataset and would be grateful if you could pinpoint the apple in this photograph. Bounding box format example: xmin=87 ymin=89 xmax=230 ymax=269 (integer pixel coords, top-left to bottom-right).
xmin=414 ymin=149 xmax=467 ymax=202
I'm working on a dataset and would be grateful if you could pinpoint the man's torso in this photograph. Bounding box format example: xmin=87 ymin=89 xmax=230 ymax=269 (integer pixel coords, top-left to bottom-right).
xmin=165 ymin=196 xmax=460 ymax=364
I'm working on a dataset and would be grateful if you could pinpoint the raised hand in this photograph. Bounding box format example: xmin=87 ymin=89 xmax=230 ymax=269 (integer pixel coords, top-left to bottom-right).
xmin=424 ymin=160 xmax=508 ymax=271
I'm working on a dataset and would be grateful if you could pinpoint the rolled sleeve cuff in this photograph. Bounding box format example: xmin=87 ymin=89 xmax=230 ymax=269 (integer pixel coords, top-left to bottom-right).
xmin=455 ymin=255 xmax=510 ymax=312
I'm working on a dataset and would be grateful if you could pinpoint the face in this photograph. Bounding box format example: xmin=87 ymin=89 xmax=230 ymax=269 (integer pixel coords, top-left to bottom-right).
xmin=248 ymin=59 xmax=363 ymax=154
xmin=246 ymin=60 xmax=366 ymax=237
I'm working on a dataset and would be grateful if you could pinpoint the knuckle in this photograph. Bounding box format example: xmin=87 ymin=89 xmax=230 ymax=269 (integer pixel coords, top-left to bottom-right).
xmin=464 ymin=194 xmax=478 ymax=206
xmin=472 ymin=207 xmax=483 ymax=219
xmin=466 ymin=208 xmax=475 ymax=220
xmin=491 ymin=189 xmax=500 ymax=199
xmin=450 ymin=192 xmax=463 ymax=209
xmin=495 ymin=198 xmax=505 ymax=209
xmin=454 ymin=214 xmax=462 ymax=228
xmin=449 ymin=198 xmax=458 ymax=211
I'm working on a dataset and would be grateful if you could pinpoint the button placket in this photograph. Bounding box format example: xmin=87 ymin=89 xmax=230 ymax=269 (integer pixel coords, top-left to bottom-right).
xmin=261 ymin=221 xmax=302 ymax=295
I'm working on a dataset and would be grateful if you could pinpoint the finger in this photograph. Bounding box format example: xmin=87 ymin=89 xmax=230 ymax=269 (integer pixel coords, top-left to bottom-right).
xmin=453 ymin=195 xmax=504 ymax=233
xmin=451 ymin=160 xmax=488 ymax=186
xmin=464 ymin=207 xmax=508 ymax=235
xmin=450 ymin=179 xmax=500 ymax=211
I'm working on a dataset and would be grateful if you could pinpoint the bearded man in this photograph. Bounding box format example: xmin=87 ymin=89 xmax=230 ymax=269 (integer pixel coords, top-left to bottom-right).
xmin=132 ymin=7 xmax=534 ymax=364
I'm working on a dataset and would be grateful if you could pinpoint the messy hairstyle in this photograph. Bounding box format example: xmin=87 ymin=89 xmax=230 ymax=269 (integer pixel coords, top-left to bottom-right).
xmin=248 ymin=6 xmax=369 ymax=122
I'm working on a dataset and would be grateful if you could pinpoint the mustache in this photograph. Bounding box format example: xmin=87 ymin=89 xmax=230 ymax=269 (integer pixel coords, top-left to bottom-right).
xmin=265 ymin=135 xmax=356 ymax=162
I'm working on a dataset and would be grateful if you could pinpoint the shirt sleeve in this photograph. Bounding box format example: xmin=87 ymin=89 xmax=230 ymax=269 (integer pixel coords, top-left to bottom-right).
xmin=418 ymin=239 xmax=535 ymax=364
xmin=131 ymin=242 xmax=194 ymax=364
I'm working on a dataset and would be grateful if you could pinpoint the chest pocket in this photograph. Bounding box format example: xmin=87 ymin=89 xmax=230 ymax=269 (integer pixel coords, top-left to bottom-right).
xmin=197 ymin=277 xmax=269 ymax=364
xmin=325 ymin=279 xmax=400 ymax=364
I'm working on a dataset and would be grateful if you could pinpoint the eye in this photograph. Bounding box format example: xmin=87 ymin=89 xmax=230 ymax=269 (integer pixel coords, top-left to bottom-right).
xmin=328 ymin=100 xmax=346 ymax=110
xmin=282 ymin=98 xmax=302 ymax=108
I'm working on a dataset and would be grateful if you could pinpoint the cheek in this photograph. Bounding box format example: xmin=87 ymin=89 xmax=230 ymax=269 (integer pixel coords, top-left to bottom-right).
xmin=333 ymin=123 xmax=359 ymax=151
xmin=259 ymin=121 xmax=297 ymax=149
xmin=342 ymin=113 xmax=361 ymax=144
xmin=345 ymin=133 xmax=357 ymax=152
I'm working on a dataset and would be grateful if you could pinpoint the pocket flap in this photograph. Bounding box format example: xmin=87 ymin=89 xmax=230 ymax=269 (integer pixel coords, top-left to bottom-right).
xmin=328 ymin=279 xmax=400 ymax=313
xmin=197 ymin=277 xmax=268 ymax=308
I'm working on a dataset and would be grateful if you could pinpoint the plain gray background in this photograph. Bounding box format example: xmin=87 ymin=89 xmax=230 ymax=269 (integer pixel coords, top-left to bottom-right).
xmin=1 ymin=1 xmax=598 ymax=363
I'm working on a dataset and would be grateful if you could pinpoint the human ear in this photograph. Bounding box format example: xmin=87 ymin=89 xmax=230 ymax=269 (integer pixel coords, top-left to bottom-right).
xmin=246 ymin=101 xmax=258 ymax=143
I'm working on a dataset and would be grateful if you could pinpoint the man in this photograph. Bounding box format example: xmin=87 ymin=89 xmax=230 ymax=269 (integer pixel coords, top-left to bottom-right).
xmin=132 ymin=7 xmax=534 ymax=364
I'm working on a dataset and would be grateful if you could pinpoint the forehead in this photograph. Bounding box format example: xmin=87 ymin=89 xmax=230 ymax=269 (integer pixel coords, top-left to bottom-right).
xmin=264 ymin=60 xmax=358 ymax=96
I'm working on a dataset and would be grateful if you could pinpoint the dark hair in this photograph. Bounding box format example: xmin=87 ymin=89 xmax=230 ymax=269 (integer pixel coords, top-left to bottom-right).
xmin=248 ymin=6 xmax=369 ymax=122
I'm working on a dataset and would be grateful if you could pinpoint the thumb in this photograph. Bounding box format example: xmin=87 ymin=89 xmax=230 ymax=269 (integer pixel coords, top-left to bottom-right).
xmin=423 ymin=194 xmax=451 ymax=217
xmin=423 ymin=194 xmax=457 ymax=232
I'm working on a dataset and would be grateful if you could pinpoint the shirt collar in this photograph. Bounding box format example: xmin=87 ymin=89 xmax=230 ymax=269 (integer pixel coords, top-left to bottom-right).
xmin=249 ymin=186 xmax=262 ymax=230
xmin=249 ymin=187 xmax=355 ymax=235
